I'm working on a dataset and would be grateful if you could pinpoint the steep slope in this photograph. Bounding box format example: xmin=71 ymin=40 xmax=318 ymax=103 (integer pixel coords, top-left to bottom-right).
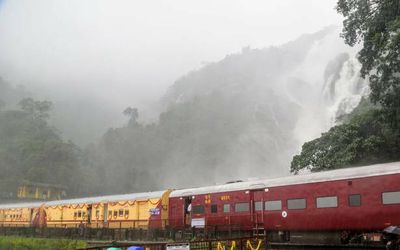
xmin=161 ymin=27 xmax=367 ymax=180
xmin=87 ymin=27 xmax=368 ymax=193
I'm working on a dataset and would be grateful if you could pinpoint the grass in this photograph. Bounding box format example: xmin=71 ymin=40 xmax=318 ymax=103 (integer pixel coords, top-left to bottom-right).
xmin=0 ymin=236 xmax=87 ymax=250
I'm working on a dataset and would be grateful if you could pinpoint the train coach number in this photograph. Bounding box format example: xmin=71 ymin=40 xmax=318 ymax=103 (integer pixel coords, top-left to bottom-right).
xmin=220 ymin=195 xmax=230 ymax=201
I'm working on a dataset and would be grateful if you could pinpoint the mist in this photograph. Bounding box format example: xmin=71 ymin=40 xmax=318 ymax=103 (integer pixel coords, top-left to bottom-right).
xmin=0 ymin=0 xmax=341 ymax=145
xmin=0 ymin=0 xmax=367 ymax=196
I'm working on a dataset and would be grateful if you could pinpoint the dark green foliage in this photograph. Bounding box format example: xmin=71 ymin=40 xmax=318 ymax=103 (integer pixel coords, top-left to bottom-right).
xmin=291 ymin=107 xmax=400 ymax=173
xmin=337 ymin=0 xmax=400 ymax=126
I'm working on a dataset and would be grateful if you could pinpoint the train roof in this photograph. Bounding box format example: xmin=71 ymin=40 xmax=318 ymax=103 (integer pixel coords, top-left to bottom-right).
xmin=45 ymin=190 xmax=167 ymax=206
xmin=170 ymin=161 xmax=400 ymax=197
xmin=0 ymin=190 xmax=167 ymax=209
xmin=0 ymin=202 xmax=43 ymax=209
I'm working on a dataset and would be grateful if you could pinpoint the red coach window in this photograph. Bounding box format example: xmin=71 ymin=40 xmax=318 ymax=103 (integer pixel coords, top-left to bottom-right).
xmin=348 ymin=194 xmax=361 ymax=207
xmin=192 ymin=205 xmax=205 ymax=214
xmin=265 ymin=200 xmax=282 ymax=211
xmin=211 ymin=204 xmax=218 ymax=213
xmin=382 ymin=191 xmax=400 ymax=204
xmin=316 ymin=196 xmax=338 ymax=208
xmin=235 ymin=202 xmax=250 ymax=212
xmin=287 ymin=198 xmax=306 ymax=210
xmin=223 ymin=204 xmax=230 ymax=213
xmin=254 ymin=201 xmax=263 ymax=211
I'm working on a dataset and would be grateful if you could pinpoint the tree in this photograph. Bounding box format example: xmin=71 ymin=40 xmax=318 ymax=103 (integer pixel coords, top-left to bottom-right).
xmin=290 ymin=108 xmax=399 ymax=174
xmin=18 ymin=98 xmax=52 ymax=120
xmin=0 ymin=98 xmax=84 ymax=198
xmin=336 ymin=0 xmax=400 ymax=126
xmin=123 ymin=107 xmax=139 ymax=127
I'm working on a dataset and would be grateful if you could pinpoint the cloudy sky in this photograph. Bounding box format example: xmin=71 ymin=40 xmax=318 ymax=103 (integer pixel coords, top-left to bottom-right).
xmin=0 ymin=0 xmax=342 ymax=111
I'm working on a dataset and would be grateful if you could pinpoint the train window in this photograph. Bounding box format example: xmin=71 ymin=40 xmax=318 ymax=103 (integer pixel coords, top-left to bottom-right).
xmin=382 ymin=191 xmax=400 ymax=204
xmin=316 ymin=196 xmax=338 ymax=208
xmin=192 ymin=205 xmax=205 ymax=214
xmin=235 ymin=202 xmax=250 ymax=212
xmin=254 ymin=201 xmax=263 ymax=211
xmin=82 ymin=212 xmax=86 ymax=218
xmin=96 ymin=210 xmax=100 ymax=217
xmin=211 ymin=204 xmax=218 ymax=213
xmin=348 ymin=194 xmax=361 ymax=207
xmin=124 ymin=210 xmax=129 ymax=217
xmin=223 ymin=204 xmax=230 ymax=213
xmin=113 ymin=211 xmax=118 ymax=217
xmin=78 ymin=211 xmax=82 ymax=217
xmin=287 ymin=198 xmax=306 ymax=209
xmin=265 ymin=200 xmax=282 ymax=211
xmin=119 ymin=209 xmax=124 ymax=217
xmin=108 ymin=211 xmax=112 ymax=217
xmin=74 ymin=212 xmax=77 ymax=217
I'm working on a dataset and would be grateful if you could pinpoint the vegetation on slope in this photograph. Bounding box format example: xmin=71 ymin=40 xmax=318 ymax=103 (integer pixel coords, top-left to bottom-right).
xmin=0 ymin=80 xmax=84 ymax=198
xmin=291 ymin=0 xmax=400 ymax=173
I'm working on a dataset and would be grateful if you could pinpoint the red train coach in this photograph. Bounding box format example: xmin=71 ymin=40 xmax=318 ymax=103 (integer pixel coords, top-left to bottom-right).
xmin=168 ymin=162 xmax=400 ymax=243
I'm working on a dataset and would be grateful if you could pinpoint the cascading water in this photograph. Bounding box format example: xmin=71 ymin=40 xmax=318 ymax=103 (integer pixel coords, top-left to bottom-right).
xmin=159 ymin=26 xmax=372 ymax=185
xmin=289 ymin=28 xmax=369 ymax=153
xmin=322 ymin=56 xmax=369 ymax=126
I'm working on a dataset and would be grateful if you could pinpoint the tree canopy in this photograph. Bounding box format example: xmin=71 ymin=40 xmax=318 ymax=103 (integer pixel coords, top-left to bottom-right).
xmin=0 ymin=98 xmax=84 ymax=199
xmin=337 ymin=0 xmax=400 ymax=125
xmin=291 ymin=0 xmax=400 ymax=173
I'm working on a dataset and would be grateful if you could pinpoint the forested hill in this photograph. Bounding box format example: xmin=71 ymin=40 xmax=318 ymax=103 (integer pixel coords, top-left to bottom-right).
xmin=81 ymin=26 xmax=367 ymax=194
xmin=1 ymin=19 xmax=388 ymax=197
xmin=0 ymin=79 xmax=85 ymax=199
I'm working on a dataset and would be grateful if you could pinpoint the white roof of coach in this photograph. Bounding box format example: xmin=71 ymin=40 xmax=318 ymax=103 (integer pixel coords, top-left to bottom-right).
xmin=45 ymin=190 xmax=166 ymax=206
xmin=170 ymin=162 xmax=400 ymax=197
xmin=0 ymin=202 xmax=43 ymax=209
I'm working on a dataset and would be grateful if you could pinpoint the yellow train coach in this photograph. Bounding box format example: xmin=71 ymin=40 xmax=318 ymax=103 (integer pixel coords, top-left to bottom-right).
xmin=0 ymin=190 xmax=172 ymax=229
xmin=0 ymin=202 xmax=44 ymax=227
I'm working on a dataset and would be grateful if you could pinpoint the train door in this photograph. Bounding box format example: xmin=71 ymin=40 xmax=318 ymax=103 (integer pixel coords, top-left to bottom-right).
xmin=183 ymin=197 xmax=192 ymax=227
xmin=87 ymin=205 xmax=92 ymax=224
xmin=251 ymin=189 xmax=265 ymax=235
xmin=103 ymin=204 xmax=108 ymax=224
xmin=29 ymin=208 xmax=34 ymax=224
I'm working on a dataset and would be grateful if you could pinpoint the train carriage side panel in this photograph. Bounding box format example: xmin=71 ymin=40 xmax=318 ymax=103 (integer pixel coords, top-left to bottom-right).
xmin=0 ymin=203 xmax=43 ymax=227
xmin=169 ymin=162 xmax=400 ymax=233
xmin=259 ymin=172 xmax=400 ymax=231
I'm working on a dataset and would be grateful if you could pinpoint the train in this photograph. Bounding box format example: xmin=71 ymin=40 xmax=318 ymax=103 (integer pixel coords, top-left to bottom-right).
xmin=1 ymin=161 xmax=399 ymax=243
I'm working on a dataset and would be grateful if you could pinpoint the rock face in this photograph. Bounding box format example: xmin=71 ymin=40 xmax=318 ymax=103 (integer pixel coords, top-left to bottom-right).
xmin=158 ymin=26 xmax=368 ymax=185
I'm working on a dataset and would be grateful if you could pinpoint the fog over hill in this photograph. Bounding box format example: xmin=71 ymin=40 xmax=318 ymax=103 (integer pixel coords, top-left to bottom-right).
xmin=155 ymin=26 xmax=368 ymax=185
xmin=0 ymin=26 xmax=368 ymax=194
xmin=79 ymin=26 xmax=369 ymax=193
